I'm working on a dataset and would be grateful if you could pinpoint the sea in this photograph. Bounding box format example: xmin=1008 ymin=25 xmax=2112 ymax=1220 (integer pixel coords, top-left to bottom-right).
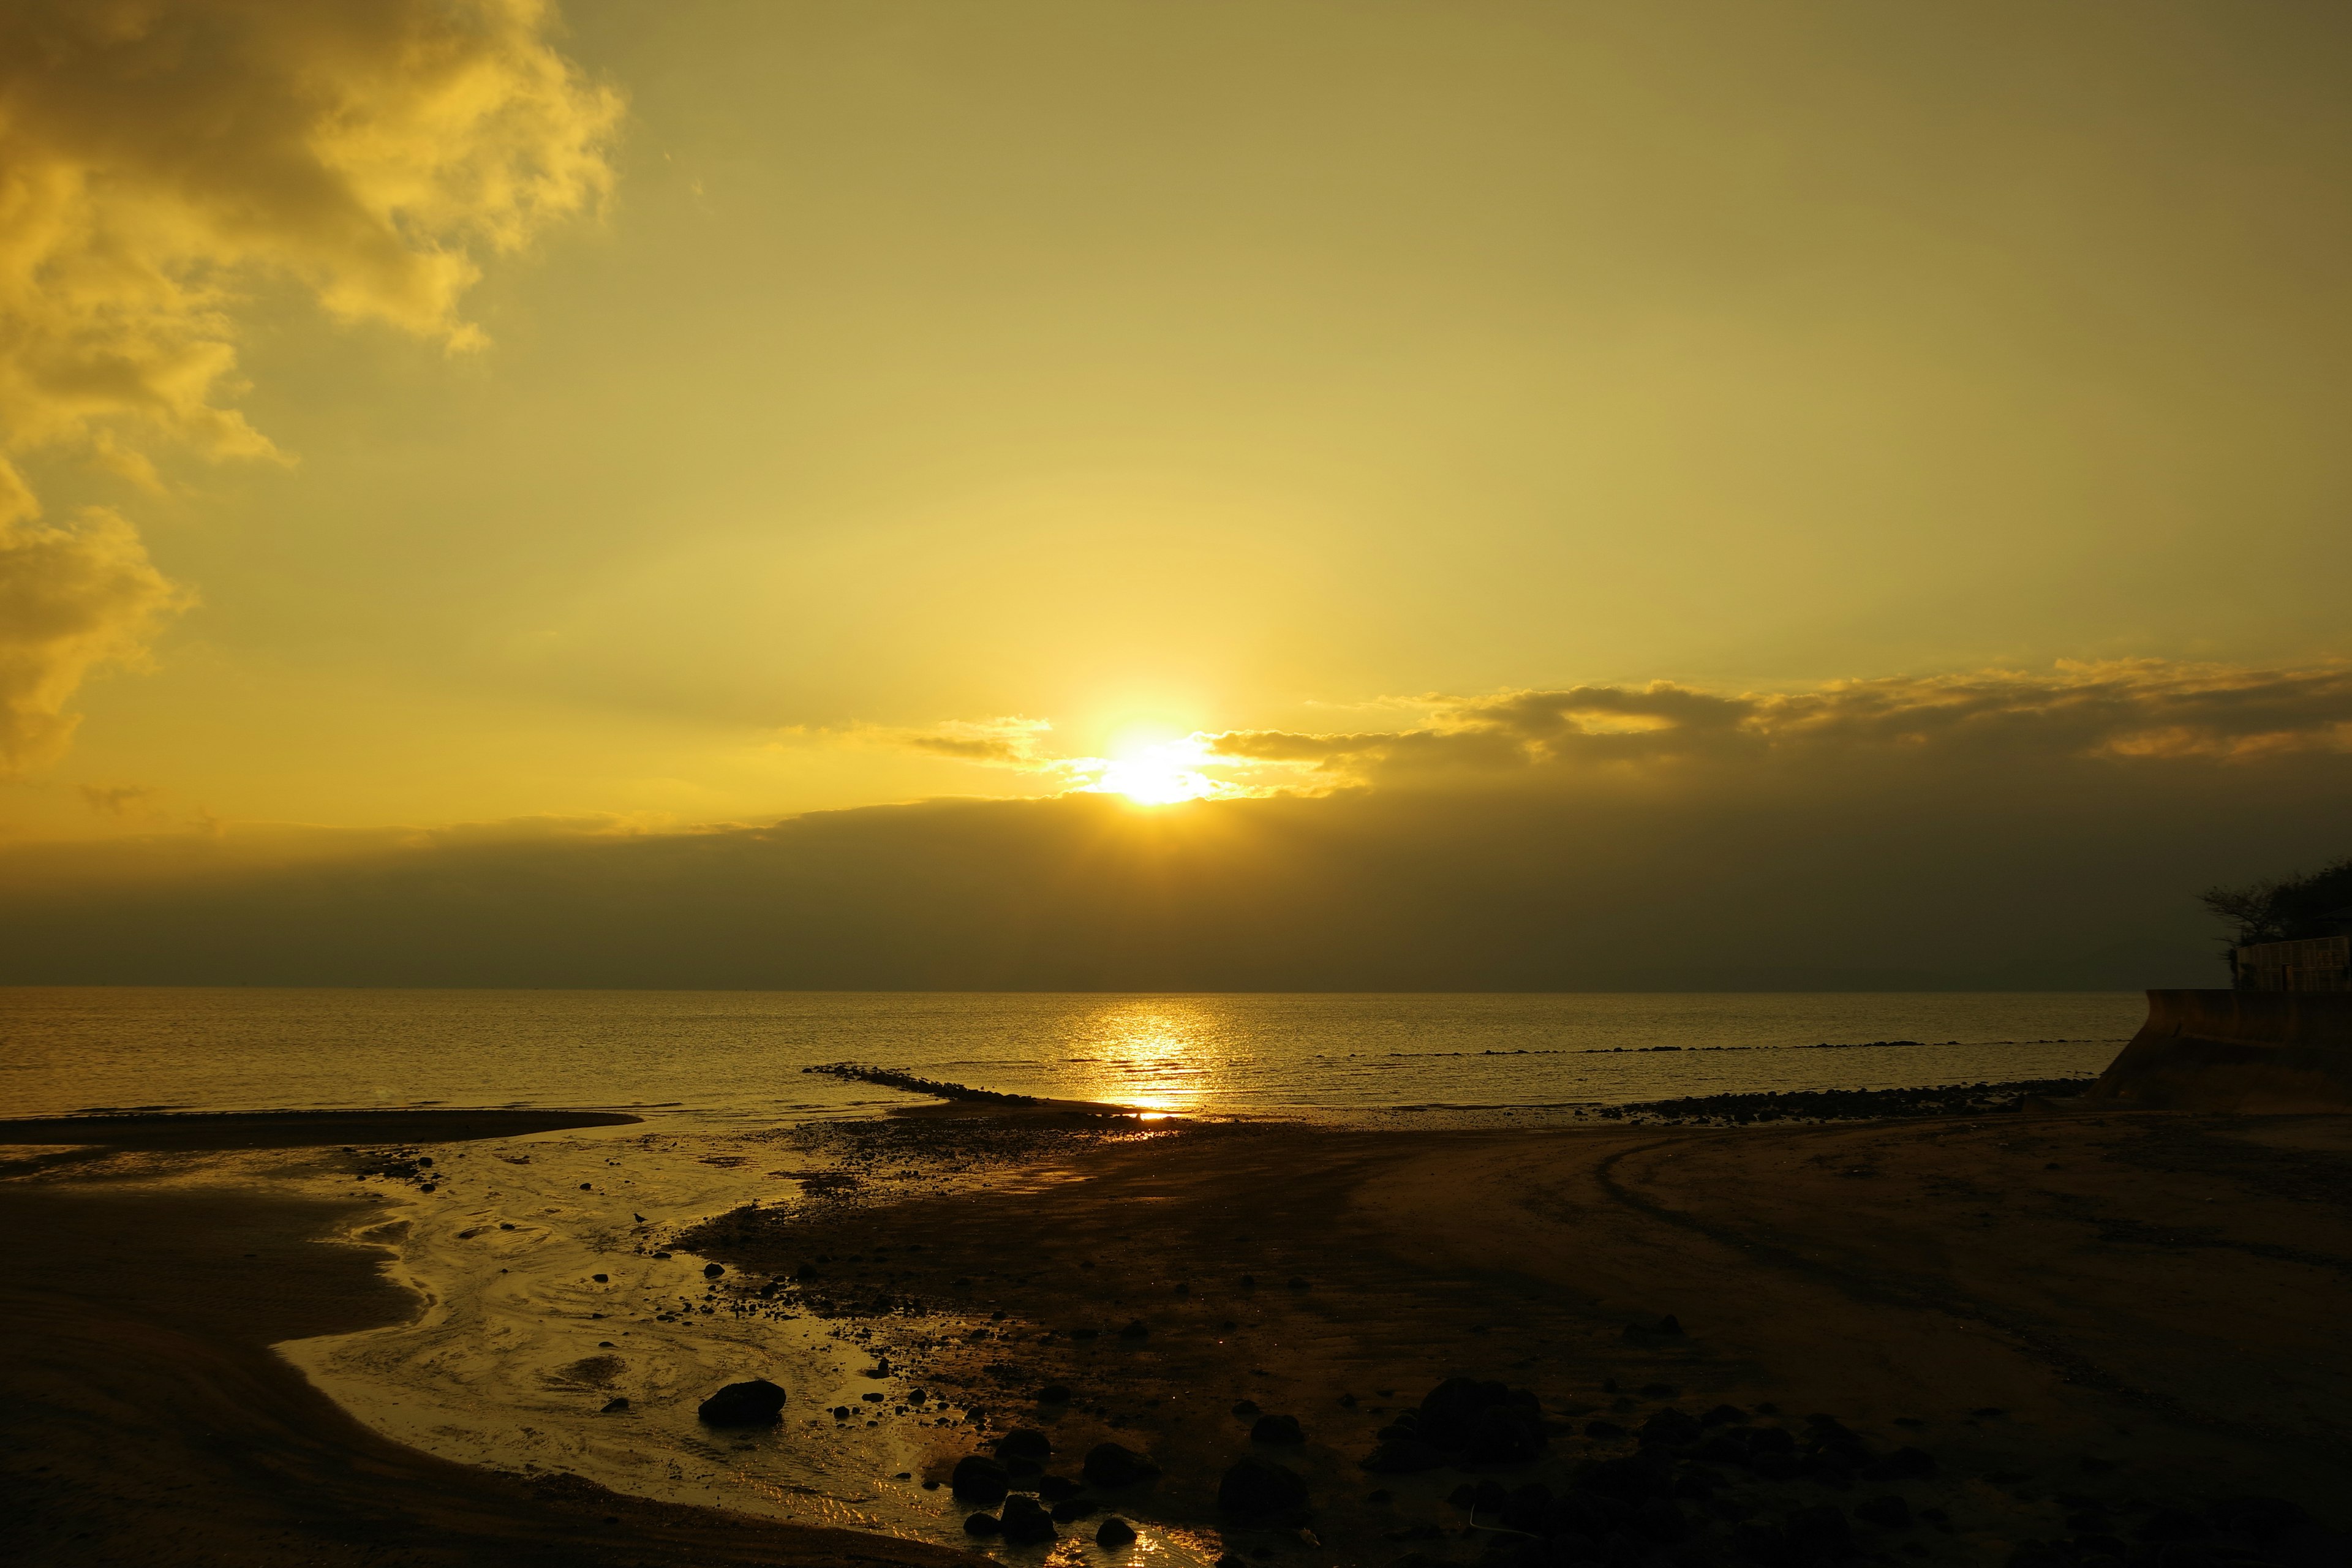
xmin=0 ymin=987 xmax=2144 ymax=1124
xmin=0 ymin=986 xmax=2147 ymax=1553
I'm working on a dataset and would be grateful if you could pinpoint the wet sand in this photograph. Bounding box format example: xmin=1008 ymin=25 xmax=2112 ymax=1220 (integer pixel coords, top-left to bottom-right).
xmin=4 ymin=1105 xmax=2349 ymax=1567
xmin=681 ymin=1109 xmax=2352 ymax=1567
xmin=0 ymin=1110 xmax=981 ymax=1568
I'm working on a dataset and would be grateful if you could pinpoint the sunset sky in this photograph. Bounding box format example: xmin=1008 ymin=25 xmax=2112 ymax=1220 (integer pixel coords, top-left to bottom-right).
xmin=6 ymin=1 xmax=2351 ymax=986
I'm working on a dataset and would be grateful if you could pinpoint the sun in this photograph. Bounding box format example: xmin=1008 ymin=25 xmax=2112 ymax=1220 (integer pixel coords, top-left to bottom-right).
xmin=1089 ymin=736 xmax=1229 ymax=805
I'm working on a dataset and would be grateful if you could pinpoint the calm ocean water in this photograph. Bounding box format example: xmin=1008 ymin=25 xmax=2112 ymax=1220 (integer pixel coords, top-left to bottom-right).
xmin=0 ymin=988 xmax=2141 ymax=1125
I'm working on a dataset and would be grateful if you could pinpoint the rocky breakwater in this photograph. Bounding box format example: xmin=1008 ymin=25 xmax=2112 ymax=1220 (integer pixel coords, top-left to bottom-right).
xmin=2089 ymin=991 xmax=2352 ymax=1112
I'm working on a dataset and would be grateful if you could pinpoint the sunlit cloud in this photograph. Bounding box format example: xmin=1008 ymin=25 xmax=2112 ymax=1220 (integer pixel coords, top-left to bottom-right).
xmin=0 ymin=0 xmax=621 ymax=775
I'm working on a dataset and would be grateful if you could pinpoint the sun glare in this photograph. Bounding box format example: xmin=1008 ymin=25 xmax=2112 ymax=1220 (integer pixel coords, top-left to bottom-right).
xmin=1089 ymin=736 xmax=1229 ymax=805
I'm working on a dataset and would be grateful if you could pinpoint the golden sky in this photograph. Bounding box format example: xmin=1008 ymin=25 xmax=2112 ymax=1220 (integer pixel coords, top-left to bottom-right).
xmin=3 ymin=1 xmax=2351 ymax=986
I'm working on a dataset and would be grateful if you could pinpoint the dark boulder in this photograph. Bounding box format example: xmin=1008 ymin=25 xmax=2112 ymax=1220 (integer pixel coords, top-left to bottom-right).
xmin=1700 ymin=1404 xmax=1748 ymax=1427
xmin=995 ymin=1428 xmax=1054 ymax=1461
xmin=1000 ymin=1494 xmax=1057 ymax=1545
xmin=1884 ymin=1445 xmax=1936 ymax=1479
xmin=1117 ymin=1319 xmax=1149 ymax=1340
xmin=951 ymin=1453 xmax=1011 ymax=1505
xmin=1638 ymin=1408 xmax=1700 ymax=1448
xmin=1501 ymin=1484 xmax=1553 ymax=1533
xmin=2136 ymin=1509 xmax=2211 ymax=1544
xmin=1050 ymin=1498 xmax=1099 ymax=1522
xmin=696 ymin=1379 xmax=786 ymax=1425
xmin=703 ymin=1262 xmax=725 ymax=1278
xmin=2208 ymin=1497 xmax=2306 ymax=1541
xmin=600 ymin=1396 xmax=630 ymax=1413
xmin=963 ymin=1512 xmax=1001 ymax=1537
xmin=1414 ymin=1377 xmax=1545 ymax=1463
xmin=1218 ymin=1455 xmax=1310 ymax=1518
xmin=1082 ymin=1442 xmax=1161 ymax=1488
xmin=1784 ymin=1504 xmax=1853 ymax=1562
xmin=1232 ymin=1399 xmax=1261 ymax=1417
xmin=1251 ymin=1414 xmax=1306 ymax=1446
xmin=1036 ymin=1475 xmax=1081 ymax=1502
xmin=1096 ymin=1517 xmax=1137 ymax=1548
xmin=1855 ymin=1496 xmax=1911 ymax=1530
xmin=1037 ymin=1384 xmax=1072 ymax=1404
xmin=1360 ymin=1438 xmax=1445 ymax=1474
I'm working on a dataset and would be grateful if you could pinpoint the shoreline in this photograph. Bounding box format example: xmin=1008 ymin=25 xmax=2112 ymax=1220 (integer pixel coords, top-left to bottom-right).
xmin=4 ymin=1102 xmax=2349 ymax=1567
xmin=0 ymin=1109 xmax=981 ymax=1568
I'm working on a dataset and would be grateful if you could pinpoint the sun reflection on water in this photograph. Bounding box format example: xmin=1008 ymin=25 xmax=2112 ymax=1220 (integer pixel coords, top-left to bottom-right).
xmin=1075 ymin=1000 xmax=1223 ymax=1114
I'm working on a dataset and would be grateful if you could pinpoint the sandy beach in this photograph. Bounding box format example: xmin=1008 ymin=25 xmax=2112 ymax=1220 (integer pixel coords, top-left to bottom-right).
xmin=3 ymin=1103 xmax=2347 ymax=1567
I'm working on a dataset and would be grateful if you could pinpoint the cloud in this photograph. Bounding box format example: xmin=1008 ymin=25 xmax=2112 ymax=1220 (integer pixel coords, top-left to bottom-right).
xmin=1199 ymin=662 xmax=2352 ymax=782
xmin=0 ymin=0 xmax=621 ymax=772
xmin=0 ymin=507 xmax=189 ymax=776
xmin=78 ymin=782 xmax=165 ymax=818
xmin=895 ymin=716 xmax=1062 ymax=767
xmin=6 ymin=657 xmax=2350 ymax=989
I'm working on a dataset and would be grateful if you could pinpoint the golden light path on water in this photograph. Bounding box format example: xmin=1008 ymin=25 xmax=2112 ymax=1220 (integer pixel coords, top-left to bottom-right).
xmin=1074 ymin=1000 xmax=1221 ymax=1115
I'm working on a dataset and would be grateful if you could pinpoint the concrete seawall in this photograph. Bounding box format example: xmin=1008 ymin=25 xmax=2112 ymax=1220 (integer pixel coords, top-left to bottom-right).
xmin=2089 ymin=990 xmax=2352 ymax=1111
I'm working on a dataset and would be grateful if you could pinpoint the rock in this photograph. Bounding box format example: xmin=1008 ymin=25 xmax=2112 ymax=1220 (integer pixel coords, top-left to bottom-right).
xmin=1038 ymin=1384 xmax=1072 ymax=1403
xmin=591 ymin=1273 xmax=608 ymax=1283
xmin=1413 ymin=1377 xmax=1545 ymax=1463
xmin=1240 ymin=1273 xmax=1256 ymax=1288
xmin=600 ymin=1396 xmax=630 ymax=1412
xmin=703 ymin=1262 xmax=725 ymax=1278
xmin=1219 ymin=1455 xmax=1310 ymax=1518
xmin=1251 ymin=1413 xmax=1306 ymax=1446
xmin=1638 ymin=1408 xmax=1701 ymax=1448
xmin=1499 ymin=1482 xmax=1553 ymax=1534
xmin=1096 ymin=1517 xmax=1137 ymax=1548
xmin=1082 ymin=1442 xmax=1161 ymax=1488
xmin=1658 ymin=1314 xmax=1682 ymax=1334
xmin=1117 ymin=1319 xmax=1149 ymax=1340
xmin=1036 ymin=1475 xmax=1080 ymax=1502
xmin=696 ymin=1379 xmax=786 ymax=1426
xmin=2136 ymin=1509 xmax=2211 ymax=1544
xmin=1232 ymin=1399 xmax=1262 ymax=1417
xmin=1783 ymin=1504 xmax=1852 ymax=1561
xmin=1050 ymin=1498 xmax=1098 ymax=1522
xmin=951 ymin=1453 xmax=1012 ymax=1505
xmin=1885 ymin=1445 xmax=1937 ymax=1478
xmin=995 ymin=1428 xmax=1053 ymax=1461
xmin=963 ymin=1512 xmax=1001 ymax=1536
xmin=1856 ymin=1496 xmax=1911 ymax=1530
xmin=1287 ymin=1276 xmax=1310 ymax=1289
xmin=999 ymin=1494 xmax=1057 ymax=1545
xmin=1700 ymin=1404 xmax=1747 ymax=1427
xmin=1359 ymin=1439 xmax=1444 ymax=1474
xmin=2208 ymin=1497 xmax=2306 ymax=1540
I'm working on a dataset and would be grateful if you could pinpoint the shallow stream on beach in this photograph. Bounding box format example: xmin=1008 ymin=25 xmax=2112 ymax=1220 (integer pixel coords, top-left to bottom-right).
xmin=251 ymin=1121 xmax=1222 ymax=1562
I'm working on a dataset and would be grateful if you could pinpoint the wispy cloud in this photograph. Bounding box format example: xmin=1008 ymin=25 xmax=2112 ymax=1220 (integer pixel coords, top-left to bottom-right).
xmin=1200 ymin=660 xmax=2352 ymax=782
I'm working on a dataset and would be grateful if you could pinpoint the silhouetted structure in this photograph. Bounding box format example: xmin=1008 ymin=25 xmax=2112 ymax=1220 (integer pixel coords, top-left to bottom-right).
xmin=2232 ymin=932 xmax=2351 ymax=991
